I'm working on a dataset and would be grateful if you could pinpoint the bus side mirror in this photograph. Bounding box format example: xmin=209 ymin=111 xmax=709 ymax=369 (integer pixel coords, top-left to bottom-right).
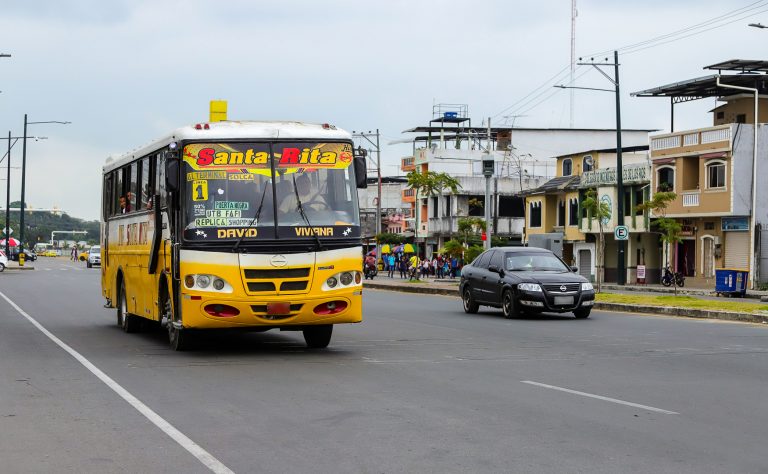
xmin=354 ymin=156 xmax=367 ymax=189
xmin=165 ymin=159 xmax=179 ymax=193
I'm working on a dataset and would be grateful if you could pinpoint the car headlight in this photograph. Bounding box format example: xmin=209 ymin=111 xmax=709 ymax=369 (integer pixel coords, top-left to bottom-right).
xmin=581 ymin=282 xmax=594 ymax=291
xmin=518 ymin=283 xmax=542 ymax=292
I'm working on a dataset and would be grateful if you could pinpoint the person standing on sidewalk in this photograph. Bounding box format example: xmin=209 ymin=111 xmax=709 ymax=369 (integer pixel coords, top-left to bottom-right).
xmin=71 ymin=246 xmax=78 ymax=261
xmin=387 ymin=254 xmax=395 ymax=278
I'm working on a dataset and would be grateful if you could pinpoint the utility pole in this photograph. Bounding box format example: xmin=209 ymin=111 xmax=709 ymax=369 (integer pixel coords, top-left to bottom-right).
xmin=4 ymin=132 xmax=9 ymax=257
xmin=483 ymin=118 xmax=494 ymax=250
xmin=559 ymin=51 xmax=625 ymax=284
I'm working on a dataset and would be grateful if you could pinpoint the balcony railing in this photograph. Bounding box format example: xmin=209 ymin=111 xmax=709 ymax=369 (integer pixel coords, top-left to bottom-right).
xmin=682 ymin=191 xmax=700 ymax=207
xmin=651 ymin=125 xmax=731 ymax=153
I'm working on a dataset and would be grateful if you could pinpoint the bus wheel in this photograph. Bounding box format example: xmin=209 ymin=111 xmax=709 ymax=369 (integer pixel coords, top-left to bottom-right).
xmin=168 ymin=323 xmax=193 ymax=351
xmin=118 ymin=280 xmax=141 ymax=333
xmin=303 ymin=325 xmax=333 ymax=349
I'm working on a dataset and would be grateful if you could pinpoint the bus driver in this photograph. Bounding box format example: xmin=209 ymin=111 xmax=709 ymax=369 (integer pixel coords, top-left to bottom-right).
xmin=278 ymin=173 xmax=328 ymax=214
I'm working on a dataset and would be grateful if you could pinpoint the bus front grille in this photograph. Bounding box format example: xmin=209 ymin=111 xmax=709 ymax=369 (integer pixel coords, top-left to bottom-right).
xmin=247 ymin=282 xmax=276 ymax=292
xmin=244 ymin=268 xmax=310 ymax=279
xmin=242 ymin=267 xmax=313 ymax=295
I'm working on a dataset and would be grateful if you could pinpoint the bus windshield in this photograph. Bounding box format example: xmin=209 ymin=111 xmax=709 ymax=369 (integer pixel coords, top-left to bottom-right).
xmin=182 ymin=141 xmax=360 ymax=242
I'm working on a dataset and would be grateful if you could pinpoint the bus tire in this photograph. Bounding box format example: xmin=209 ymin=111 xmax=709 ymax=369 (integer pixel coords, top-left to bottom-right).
xmin=303 ymin=325 xmax=333 ymax=349
xmin=118 ymin=280 xmax=141 ymax=333
xmin=168 ymin=324 xmax=193 ymax=351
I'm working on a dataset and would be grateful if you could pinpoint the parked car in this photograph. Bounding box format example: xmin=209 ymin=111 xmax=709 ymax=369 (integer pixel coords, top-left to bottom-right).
xmin=9 ymin=248 xmax=37 ymax=262
xmin=459 ymin=247 xmax=595 ymax=319
xmin=87 ymin=245 xmax=101 ymax=268
xmin=43 ymin=250 xmax=58 ymax=257
xmin=0 ymin=250 xmax=7 ymax=271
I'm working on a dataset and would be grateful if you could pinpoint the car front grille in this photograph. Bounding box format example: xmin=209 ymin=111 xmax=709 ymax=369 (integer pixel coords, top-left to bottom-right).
xmin=542 ymin=283 xmax=580 ymax=293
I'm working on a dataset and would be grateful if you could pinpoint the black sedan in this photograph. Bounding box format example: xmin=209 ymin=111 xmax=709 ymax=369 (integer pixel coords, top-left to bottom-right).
xmin=459 ymin=247 xmax=595 ymax=319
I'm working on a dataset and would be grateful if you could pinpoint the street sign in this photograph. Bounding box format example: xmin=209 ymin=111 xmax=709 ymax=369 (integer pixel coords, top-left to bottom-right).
xmin=2 ymin=227 xmax=12 ymax=235
xmin=614 ymin=225 xmax=629 ymax=241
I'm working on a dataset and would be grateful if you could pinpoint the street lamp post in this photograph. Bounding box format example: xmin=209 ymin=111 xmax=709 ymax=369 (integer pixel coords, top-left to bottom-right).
xmin=19 ymin=115 xmax=70 ymax=253
xmin=1 ymin=132 xmax=41 ymax=257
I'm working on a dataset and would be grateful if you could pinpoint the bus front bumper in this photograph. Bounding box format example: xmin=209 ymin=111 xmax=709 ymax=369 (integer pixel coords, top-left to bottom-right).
xmin=179 ymin=289 xmax=363 ymax=329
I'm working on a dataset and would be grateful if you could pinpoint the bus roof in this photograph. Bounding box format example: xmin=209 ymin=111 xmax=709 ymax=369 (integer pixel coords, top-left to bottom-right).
xmin=103 ymin=120 xmax=353 ymax=173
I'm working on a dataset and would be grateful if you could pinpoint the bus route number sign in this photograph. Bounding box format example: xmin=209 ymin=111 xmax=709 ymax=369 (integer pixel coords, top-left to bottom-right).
xmin=614 ymin=225 xmax=629 ymax=241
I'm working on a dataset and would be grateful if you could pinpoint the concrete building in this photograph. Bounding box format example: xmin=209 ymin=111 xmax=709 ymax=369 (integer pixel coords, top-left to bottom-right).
xmin=633 ymin=59 xmax=768 ymax=287
xmin=397 ymin=104 xmax=654 ymax=257
xmin=524 ymin=146 xmax=659 ymax=283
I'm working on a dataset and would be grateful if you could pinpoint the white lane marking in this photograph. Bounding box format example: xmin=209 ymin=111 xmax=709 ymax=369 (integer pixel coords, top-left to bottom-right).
xmin=521 ymin=380 xmax=679 ymax=415
xmin=0 ymin=290 xmax=235 ymax=474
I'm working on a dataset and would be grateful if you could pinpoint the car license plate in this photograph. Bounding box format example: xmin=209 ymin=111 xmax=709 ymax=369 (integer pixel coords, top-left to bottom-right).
xmin=267 ymin=302 xmax=291 ymax=315
xmin=554 ymin=296 xmax=573 ymax=305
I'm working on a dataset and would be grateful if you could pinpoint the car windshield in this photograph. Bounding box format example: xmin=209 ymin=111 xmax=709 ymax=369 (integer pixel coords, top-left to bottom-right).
xmin=182 ymin=141 xmax=360 ymax=242
xmin=506 ymin=253 xmax=569 ymax=272
xmin=90 ymin=247 xmax=100 ymax=254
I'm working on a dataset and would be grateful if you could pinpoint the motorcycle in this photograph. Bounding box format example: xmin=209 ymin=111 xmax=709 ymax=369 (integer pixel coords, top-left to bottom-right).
xmin=661 ymin=266 xmax=685 ymax=287
xmin=364 ymin=263 xmax=377 ymax=280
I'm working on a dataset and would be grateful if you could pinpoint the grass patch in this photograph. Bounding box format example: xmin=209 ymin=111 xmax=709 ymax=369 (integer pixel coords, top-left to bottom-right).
xmin=596 ymin=293 xmax=768 ymax=314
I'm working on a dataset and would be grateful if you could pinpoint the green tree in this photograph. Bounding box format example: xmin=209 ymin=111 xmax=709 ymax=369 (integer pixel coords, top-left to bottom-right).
xmin=440 ymin=239 xmax=465 ymax=258
xmin=457 ymin=217 xmax=485 ymax=246
xmin=581 ymin=188 xmax=611 ymax=292
xmin=375 ymin=232 xmax=403 ymax=245
xmin=406 ymin=170 xmax=462 ymax=198
xmin=637 ymin=191 xmax=682 ymax=294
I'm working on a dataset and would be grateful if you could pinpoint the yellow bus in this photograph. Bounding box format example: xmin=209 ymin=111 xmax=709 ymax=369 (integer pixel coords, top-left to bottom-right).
xmin=101 ymin=120 xmax=367 ymax=350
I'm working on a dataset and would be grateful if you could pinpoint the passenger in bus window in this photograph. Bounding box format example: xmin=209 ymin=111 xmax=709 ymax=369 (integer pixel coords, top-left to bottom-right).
xmin=119 ymin=195 xmax=127 ymax=214
xmin=278 ymin=173 xmax=328 ymax=214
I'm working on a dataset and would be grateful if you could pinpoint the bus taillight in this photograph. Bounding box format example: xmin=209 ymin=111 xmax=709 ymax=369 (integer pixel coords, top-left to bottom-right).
xmin=204 ymin=304 xmax=240 ymax=317
xmin=313 ymin=301 xmax=348 ymax=315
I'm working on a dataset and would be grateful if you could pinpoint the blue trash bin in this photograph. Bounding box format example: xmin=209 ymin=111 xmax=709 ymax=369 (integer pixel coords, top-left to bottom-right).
xmin=715 ymin=268 xmax=749 ymax=297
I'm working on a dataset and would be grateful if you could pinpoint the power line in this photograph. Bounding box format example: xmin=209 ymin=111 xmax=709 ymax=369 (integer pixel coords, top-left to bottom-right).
xmin=491 ymin=0 xmax=768 ymax=119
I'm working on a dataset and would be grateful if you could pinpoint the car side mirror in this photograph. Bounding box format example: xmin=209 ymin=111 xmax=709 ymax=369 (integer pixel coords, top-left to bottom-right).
xmin=489 ymin=264 xmax=503 ymax=276
xmin=571 ymin=266 xmax=578 ymax=273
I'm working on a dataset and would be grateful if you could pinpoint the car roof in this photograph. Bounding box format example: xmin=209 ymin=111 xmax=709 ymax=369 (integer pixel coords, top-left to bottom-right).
xmin=492 ymin=246 xmax=554 ymax=253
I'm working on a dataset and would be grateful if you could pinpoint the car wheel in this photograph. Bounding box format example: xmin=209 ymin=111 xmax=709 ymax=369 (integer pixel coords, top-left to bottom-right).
xmin=0 ymin=263 xmax=4 ymax=272
xmin=303 ymin=325 xmax=333 ymax=348
xmin=87 ymin=262 xmax=92 ymax=268
xmin=462 ymin=287 xmax=479 ymax=314
xmin=117 ymin=280 xmax=141 ymax=333
xmin=502 ymin=290 xmax=517 ymax=319
xmin=574 ymin=308 xmax=591 ymax=319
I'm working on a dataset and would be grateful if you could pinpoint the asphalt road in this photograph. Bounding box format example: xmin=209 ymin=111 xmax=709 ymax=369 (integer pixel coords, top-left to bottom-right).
xmin=2 ymin=257 xmax=768 ymax=473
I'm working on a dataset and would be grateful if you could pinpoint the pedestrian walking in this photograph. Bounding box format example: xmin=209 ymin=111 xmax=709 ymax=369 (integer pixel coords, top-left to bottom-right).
xmin=71 ymin=246 xmax=78 ymax=261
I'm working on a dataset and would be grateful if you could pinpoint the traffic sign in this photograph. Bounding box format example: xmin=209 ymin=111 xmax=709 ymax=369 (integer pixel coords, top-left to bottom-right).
xmin=614 ymin=225 xmax=629 ymax=241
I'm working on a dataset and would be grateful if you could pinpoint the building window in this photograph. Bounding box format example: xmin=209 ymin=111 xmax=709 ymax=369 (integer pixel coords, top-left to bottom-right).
xmin=557 ymin=200 xmax=566 ymax=226
xmin=443 ymin=195 xmax=451 ymax=217
xmin=704 ymin=221 xmax=715 ymax=230
xmin=657 ymin=166 xmax=674 ymax=192
xmin=568 ymin=198 xmax=579 ymax=225
xmin=736 ymin=114 xmax=746 ymax=124
xmin=562 ymin=158 xmax=573 ymax=176
xmin=635 ymin=188 xmax=644 ymax=216
xmin=529 ymin=201 xmax=542 ymax=228
xmin=432 ymin=196 xmax=439 ymax=218
xmin=706 ymin=160 xmax=726 ymax=189
xmin=716 ymin=111 xmax=725 ymax=120
xmin=582 ymin=155 xmax=594 ymax=172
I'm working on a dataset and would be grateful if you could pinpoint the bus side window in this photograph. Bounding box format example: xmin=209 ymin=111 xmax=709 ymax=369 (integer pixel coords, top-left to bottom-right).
xmin=103 ymin=174 xmax=112 ymax=220
xmin=156 ymin=152 xmax=167 ymax=208
xmin=128 ymin=162 xmax=138 ymax=213
xmin=140 ymin=157 xmax=150 ymax=210
xmin=114 ymin=169 xmax=123 ymax=216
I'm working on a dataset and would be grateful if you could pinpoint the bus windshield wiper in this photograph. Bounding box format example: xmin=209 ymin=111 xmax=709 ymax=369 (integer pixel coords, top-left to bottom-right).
xmin=232 ymin=183 xmax=269 ymax=253
xmin=292 ymin=174 xmax=325 ymax=252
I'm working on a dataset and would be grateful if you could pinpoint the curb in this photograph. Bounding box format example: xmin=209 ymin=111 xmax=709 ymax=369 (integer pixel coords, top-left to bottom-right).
xmin=3 ymin=266 xmax=35 ymax=271
xmin=363 ymin=282 xmax=768 ymax=324
xmin=600 ymin=283 xmax=767 ymax=301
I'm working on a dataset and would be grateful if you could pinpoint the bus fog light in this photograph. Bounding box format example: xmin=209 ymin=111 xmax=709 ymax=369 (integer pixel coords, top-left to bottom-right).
xmin=184 ymin=275 xmax=195 ymax=288
xmin=326 ymin=276 xmax=338 ymax=288
xmin=204 ymin=304 xmax=239 ymax=317
xmin=340 ymin=272 xmax=353 ymax=286
xmin=212 ymin=278 xmax=225 ymax=290
xmin=197 ymin=275 xmax=211 ymax=288
xmin=313 ymin=300 xmax=348 ymax=315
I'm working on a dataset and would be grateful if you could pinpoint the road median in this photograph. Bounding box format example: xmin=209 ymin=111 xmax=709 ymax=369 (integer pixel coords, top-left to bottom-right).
xmin=363 ymin=280 xmax=768 ymax=324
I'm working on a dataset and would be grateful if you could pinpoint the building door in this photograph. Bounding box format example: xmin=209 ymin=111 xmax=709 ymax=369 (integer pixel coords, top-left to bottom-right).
xmin=676 ymin=240 xmax=696 ymax=277
xmin=579 ymin=249 xmax=592 ymax=280
xmin=702 ymin=236 xmax=715 ymax=278
xmin=725 ymin=232 xmax=750 ymax=269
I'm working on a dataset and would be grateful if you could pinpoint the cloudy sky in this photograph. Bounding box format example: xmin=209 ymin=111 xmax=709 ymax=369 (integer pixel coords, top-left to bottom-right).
xmin=1 ymin=0 xmax=766 ymax=220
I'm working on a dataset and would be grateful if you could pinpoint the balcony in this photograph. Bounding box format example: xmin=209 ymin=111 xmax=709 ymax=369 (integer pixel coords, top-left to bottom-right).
xmin=401 ymin=156 xmax=415 ymax=172
xmin=651 ymin=125 xmax=731 ymax=158
xmin=426 ymin=217 xmax=524 ymax=236
xmin=682 ymin=191 xmax=700 ymax=207
xmin=402 ymin=188 xmax=416 ymax=203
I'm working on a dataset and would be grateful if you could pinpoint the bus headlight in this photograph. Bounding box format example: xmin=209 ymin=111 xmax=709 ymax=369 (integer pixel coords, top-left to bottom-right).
xmin=184 ymin=274 xmax=232 ymax=293
xmin=340 ymin=272 xmax=353 ymax=286
xmin=196 ymin=275 xmax=211 ymax=288
xmin=326 ymin=276 xmax=338 ymax=288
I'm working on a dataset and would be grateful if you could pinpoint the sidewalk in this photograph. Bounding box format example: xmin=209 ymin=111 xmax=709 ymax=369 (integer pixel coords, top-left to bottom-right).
xmin=2 ymin=260 xmax=35 ymax=271
xmin=363 ymin=275 xmax=768 ymax=325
